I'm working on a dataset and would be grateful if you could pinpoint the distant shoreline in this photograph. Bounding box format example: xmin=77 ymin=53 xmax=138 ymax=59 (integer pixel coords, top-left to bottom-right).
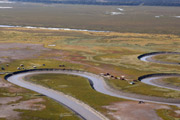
xmin=0 ymin=25 xmax=110 ymax=33
xmin=8 ymin=0 xmax=180 ymax=7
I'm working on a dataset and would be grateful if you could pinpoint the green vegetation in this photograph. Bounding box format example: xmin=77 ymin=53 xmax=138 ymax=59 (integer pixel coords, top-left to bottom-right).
xmin=153 ymin=54 xmax=180 ymax=64
xmin=0 ymin=14 xmax=180 ymax=119
xmin=27 ymin=74 xmax=122 ymax=113
xmin=0 ymin=59 xmax=83 ymax=73
xmin=0 ymin=118 xmax=6 ymax=120
xmin=162 ymin=77 xmax=180 ymax=87
xmin=107 ymin=78 xmax=180 ymax=98
xmin=17 ymin=97 xmax=80 ymax=120
xmin=0 ymin=86 xmax=10 ymax=97
xmin=1 ymin=27 xmax=180 ymax=98
xmin=0 ymin=80 xmax=80 ymax=120
xmin=0 ymin=59 xmax=85 ymax=120
xmin=1 ymin=28 xmax=180 ymax=75
xmin=157 ymin=109 xmax=174 ymax=120
xmin=156 ymin=109 xmax=180 ymax=120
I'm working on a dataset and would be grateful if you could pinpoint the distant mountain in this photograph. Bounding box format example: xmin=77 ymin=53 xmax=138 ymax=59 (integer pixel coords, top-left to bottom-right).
xmin=9 ymin=0 xmax=180 ymax=6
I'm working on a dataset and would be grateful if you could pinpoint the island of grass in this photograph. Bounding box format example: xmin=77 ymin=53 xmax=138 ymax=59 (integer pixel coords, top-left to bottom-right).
xmin=25 ymin=73 xmax=122 ymax=117
xmin=22 ymin=72 xmax=180 ymax=119
xmin=0 ymin=59 xmax=84 ymax=120
xmin=18 ymin=97 xmax=81 ymax=120
xmin=162 ymin=77 xmax=180 ymax=88
xmin=0 ymin=26 xmax=180 ymax=119
xmin=152 ymin=54 xmax=180 ymax=64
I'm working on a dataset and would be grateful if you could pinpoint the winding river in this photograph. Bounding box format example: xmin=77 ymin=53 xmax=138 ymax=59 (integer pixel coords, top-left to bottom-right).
xmin=5 ymin=52 xmax=180 ymax=119
xmin=138 ymin=52 xmax=180 ymax=65
xmin=139 ymin=73 xmax=180 ymax=91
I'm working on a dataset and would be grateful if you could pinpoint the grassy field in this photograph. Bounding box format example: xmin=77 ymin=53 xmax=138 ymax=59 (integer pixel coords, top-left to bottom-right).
xmin=0 ymin=59 xmax=88 ymax=120
xmin=0 ymin=27 xmax=180 ymax=96
xmin=0 ymin=79 xmax=80 ymax=120
xmin=17 ymin=97 xmax=81 ymax=120
xmin=27 ymin=74 xmax=122 ymax=114
xmin=27 ymin=73 xmax=180 ymax=119
xmin=156 ymin=106 xmax=180 ymax=120
xmin=0 ymin=57 xmax=179 ymax=119
xmin=153 ymin=54 xmax=180 ymax=63
xmin=1 ymin=28 xmax=180 ymax=74
xmin=0 ymin=59 xmax=83 ymax=73
xmin=162 ymin=77 xmax=180 ymax=87
xmin=107 ymin=78 xmax=180 ymax=98
xmin=0 ymin=9 xmax=180 ymax=119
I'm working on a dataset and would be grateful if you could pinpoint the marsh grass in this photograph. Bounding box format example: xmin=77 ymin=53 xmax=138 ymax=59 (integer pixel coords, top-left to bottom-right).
xmin=153 ymin=54 xmax=180 ymax=63
xmin=0 ymin=26 xmax=180 ymax=119
xmin=0 ymin=59 xmax=85 ymax=120
xmin=156 ymin=109 xmax=180 ymax=120
xmin=16 ymin=97 xmax=80 ymax=120
xmin=162 ymin=77 xmax=180 ymax=87
xmin=27 ymin=74 xmax=123 ymax=113
xmin=107 ymin=78 xmax=180 ymax=98
xmin=1 ymin=28 xmax=180 ymax=98
xmin=0 ymin=59 xmax=83 ymax=73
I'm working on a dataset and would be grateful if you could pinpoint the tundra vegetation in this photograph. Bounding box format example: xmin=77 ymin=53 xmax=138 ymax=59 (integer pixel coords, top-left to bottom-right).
xmin=0 ymin=27 xmax=180 ymax=119
xmin=0 ymin=4 xmax=180 ymax=120
xmin=153 ymin=55 xmax=180 ymax=63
